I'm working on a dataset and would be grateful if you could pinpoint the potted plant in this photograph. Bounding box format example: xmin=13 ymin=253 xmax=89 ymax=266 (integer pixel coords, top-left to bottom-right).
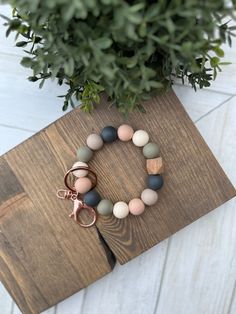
xmin=1 ymin=0 xmax=236 ymax=114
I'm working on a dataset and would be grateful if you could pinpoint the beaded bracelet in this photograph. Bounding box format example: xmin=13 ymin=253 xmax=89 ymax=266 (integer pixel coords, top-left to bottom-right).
xmin=57 ymin=124 xmax=164 ymax=228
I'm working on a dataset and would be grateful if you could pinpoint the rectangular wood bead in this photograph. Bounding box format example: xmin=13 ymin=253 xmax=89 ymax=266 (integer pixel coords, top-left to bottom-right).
xmin=146 ymin=157 xmax=164 ymax=174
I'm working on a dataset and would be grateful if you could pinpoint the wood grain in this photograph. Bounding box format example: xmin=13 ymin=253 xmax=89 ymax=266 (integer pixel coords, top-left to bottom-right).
xmin=146 ymin=157 xmax=164 ymax=174
xmin=0 ymin=140 xmax=115 ymax=314
xmin=0 ymin=158 xmax=26 ymax=219
xmin=0 ymin=89 xmax=235 ymax=313
xmin=39 ymin=89 xmax=235 ymax=264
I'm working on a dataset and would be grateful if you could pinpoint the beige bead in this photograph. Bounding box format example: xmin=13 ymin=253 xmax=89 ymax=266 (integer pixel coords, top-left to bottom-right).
xmin=132 ymin=130 xmax=149 ymax=147
xmin=113 ymin=201 xmax=129 ymax=219
xmin=141 ymin=189 xmax=158 ymax=206
xmin=74 ymin=177 xmax=92 ymax=194
xmin=86 ymin=133 xmax=103 ymax=150
xmin=128 ymin=198 xmax=145 ymax=215
xmin=146 ymin=157 xmax=164 ymax=174
xmin=117 ymin=124 xmax=134 ymax=141
xmin=72 ymin=161 xmax=88 ymax=177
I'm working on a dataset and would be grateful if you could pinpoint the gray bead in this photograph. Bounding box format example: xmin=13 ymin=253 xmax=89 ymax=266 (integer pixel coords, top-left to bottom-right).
xmin=143 ymin=142 xmax=160 ymax=159
xmin=97 ymin=199 xmax=113 ymax=216
xmin=77 ymin=146 xmax=93 ymax=162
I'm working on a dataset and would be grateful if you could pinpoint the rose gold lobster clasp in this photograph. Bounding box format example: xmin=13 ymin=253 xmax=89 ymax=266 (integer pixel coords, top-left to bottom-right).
xmin=56 ymin=189 xmax=97 ymax=228
xmin=56 ymin=165 xmax=98 ymax=228
xmin=69 ymin=198 xmax=97 ymax=228
xmin=56 ymin=189 xmax=77 ymax=201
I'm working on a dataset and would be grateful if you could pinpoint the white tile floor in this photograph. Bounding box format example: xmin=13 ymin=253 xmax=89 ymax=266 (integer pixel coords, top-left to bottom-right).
xmin=0 ymin=4 xmax=236 ymax=314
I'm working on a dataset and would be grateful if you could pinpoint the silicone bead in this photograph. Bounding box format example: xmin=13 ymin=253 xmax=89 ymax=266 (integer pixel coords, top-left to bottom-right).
xmin=72 ymin=161 xmax=88 ymax=177
xmin=128 ymin=198 xmax=145 ymax=215
xmin=77 ymin=146 xmax=93 ymax=162
xmin=101 ymin=126 xmax=118 ymax=143
xmin=113 ymin=201 xmax=129 ymax=219
xmin=86 ymin=133 xmax=103 ymax=150
xmin=132 ymin=130 xmax=149 ymax=147
xmin=117 ymin=124 xmax=134 ymax=141
xmin=97 ymin=199 xmax=113 ymax=216
xmin=141 ymin=189 xmax=158 ymax=206
xmin=143 ymin=142 xmax=160 ymax=159
xmin=147 ymin=175 xmax=164 ymax=190
xmin=84 ymin=189 xmax=101 ymax=207
xmin=74 ymin=177 xmax=92 ymax=194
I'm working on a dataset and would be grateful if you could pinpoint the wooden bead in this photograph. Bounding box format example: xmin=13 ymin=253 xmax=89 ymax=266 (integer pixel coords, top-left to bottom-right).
xmin=113 ymin=201 xmax=129 ymax=219
xmin=141 ymin=189 xmax=158 ymax=206
xmin=147 ymin=175 xmax=164 ymax=190
xmin=117 ymin=124 xmax=134 ymax=141
xmin=143 ymin=142 xmax=160 ymax=159
xmin=86 ymin=133 xmax=103 ymax=150
xmin=146 ymin=157 xmax=164 ymax=174
xmin=74 ymin=177 xmax=92 ymax=194
xmin=101 ymin=126 xmax=118 ymax=143
xmin=84 ymin=190 xmax=101 ymax=207
xmin=128 ymin=198 xmax=145 ymax=215
xmin=132 ymin=130 xmax=149 ymax=147
xmin=77 ymin=146 xmax=93 ymax=162
xmin=97 ymin=199 xmax=113 ymax=216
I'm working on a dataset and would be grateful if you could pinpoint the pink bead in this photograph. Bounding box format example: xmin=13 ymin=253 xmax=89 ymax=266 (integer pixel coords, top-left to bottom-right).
xmin=128 ymin=198 xmax=145 ymax=215
xmin=74 ymin=177 xmax=92 ymax=194
xmin=117 ymin=124 xmax=134 ymax=141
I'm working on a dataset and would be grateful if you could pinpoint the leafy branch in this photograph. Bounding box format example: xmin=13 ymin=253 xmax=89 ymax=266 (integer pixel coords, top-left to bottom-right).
xmin=0 ymin=0 xmax=236 ymax=114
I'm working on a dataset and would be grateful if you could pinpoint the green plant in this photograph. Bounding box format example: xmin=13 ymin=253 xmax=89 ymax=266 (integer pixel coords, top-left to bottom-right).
xmin=1 ymin=0 xmax=236 ymax=114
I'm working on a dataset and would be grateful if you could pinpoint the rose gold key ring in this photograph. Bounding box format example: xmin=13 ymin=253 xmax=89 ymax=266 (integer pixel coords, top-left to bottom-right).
xmin=56 ymin=166 xmax=98 ymax=228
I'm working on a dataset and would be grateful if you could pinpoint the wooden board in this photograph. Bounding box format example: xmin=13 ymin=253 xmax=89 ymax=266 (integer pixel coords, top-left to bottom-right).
xmin=0 ymin=89 xmax=235 ymax=313
xmin=0 ymin=145 xmax=115 ymax=314
xmin=91 ymin=91 xmax=236 ymax=263
xmin=41 ymin=89 xmax=235 ymax=264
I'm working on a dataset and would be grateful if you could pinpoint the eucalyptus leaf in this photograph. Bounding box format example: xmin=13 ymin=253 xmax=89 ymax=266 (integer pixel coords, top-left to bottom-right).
xmin=1 ymin=0 xmax=235 ymax=114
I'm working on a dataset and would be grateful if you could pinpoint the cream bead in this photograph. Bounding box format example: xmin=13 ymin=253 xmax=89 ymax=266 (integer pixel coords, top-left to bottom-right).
xmin=72 ymin=161 xmax=88 ymax=177
xmin=86 ymin=133 xmax=103 ymax=150
xmin=129 ymin=198 xmax=145 ymax=215
xmin=141 ymin=188 xmax=158 ymax=206
xmin=132 ymin=130 xmax=149 ymax=147
xmin=117 ymin=124 xmax=134 ymax=141
xmin=113 ymin=201 xmax=129 ymax=219
xmin=74 ymin=177 xmax=92 ymax=194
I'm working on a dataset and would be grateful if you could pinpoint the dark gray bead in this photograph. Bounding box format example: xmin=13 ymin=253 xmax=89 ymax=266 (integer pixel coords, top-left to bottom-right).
xmin=101 ymin=126 xmax=118 ymax=143
xmin=147 ymin=175 xmax=164 ymax=190
xmin=84 ymin=189 xmax=101 ymax=207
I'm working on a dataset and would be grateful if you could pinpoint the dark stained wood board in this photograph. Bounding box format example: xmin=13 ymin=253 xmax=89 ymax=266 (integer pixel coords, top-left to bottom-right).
xmin=0 ymin=145 xmax=115 ymax=314
xmin=42 ymin=89 xmax=235 ymax=264
xmin=0 ymin=89 xmax=235 ymax=313
xmin=33 ymin=89 xmax=236 ymax=264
